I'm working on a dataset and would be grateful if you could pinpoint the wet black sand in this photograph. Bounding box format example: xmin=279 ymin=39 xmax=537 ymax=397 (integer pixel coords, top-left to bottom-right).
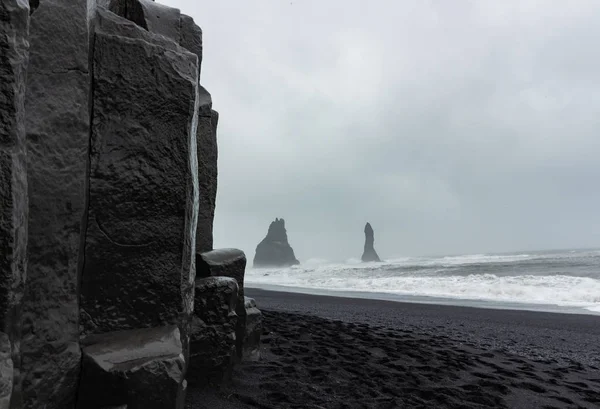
xmin=186 ymin=289 xmax=600 ymax=409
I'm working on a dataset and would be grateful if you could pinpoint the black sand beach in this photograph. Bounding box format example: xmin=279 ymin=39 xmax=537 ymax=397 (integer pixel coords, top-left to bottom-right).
xmin=186 ymin=289 xmax=600 ymax=409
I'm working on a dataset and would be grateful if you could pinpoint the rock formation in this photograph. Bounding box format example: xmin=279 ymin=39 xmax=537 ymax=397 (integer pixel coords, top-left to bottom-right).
xmin=254 ymin=218 xmax=300 ymax=267
xmin=0 ymin=1 xmax=30 ymax=406
xmin=77 ymin=326 xmax=186 ymax=409
xmin=80 ymin=4 xmax=199 ymax=338
xmin=0 ymin=0 xmax=262 ymax=408
xmin=195 ymin=88 xmax=219 ymax=254
xmin=361 ymin=222 xmax=381 ymax=262
xmin=21 ymin=0 xmax=92 ymax=405
xmin=242 ymin=297 xmax=263 ymax=361
xmin=197 ymin=249 xmax=261 ymax=363
xmin=190 ymin=277 xmax=238 ymax=384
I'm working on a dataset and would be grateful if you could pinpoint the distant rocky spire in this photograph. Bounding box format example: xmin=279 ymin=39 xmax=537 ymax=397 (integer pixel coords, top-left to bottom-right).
xmin=254 ymin=218 xmax=300 ymax=267
xmin=361 ymin=222 xmax=381 ymax=262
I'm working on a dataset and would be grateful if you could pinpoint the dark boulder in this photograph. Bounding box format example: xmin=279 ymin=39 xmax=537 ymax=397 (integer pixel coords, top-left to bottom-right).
xmin=253 ymin=218 xmax=300 ymax=268
xmin=361 ymin=222 xmax=381 ymax=262
xmin=242 ymin=297 xmax=263 ymax=362
xmin=189 ymin=277 xmax=238 ymax=384
xmin=77 ymin=326 xmax=186 ymax=409
xmin=79 ymin=5 xmax=199 ymax=362
xmin=20 ymin=0 xmax=92 ymax=407
xmin=197 ymin=249 xmax=247 ymax=361
xmin=0 ymin=3 xmax=30 ymax=406
xmin=197 ymin=249 xmax=247 ymax=292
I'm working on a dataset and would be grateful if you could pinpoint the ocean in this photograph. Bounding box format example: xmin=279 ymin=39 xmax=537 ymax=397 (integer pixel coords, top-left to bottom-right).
xmin=245 ymin=248 xmax=600 ymax=315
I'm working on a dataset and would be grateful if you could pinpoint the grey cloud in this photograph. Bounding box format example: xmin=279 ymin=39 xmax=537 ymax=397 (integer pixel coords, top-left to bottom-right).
xmin=163 ymin=0 xmax=600 ymax=261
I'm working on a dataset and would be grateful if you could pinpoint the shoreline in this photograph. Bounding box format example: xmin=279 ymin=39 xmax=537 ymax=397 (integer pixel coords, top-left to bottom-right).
xmin=186 ymin=289 xmax=600 ymax=409
xmin=245 ymin=283 xmax=600 ymax=316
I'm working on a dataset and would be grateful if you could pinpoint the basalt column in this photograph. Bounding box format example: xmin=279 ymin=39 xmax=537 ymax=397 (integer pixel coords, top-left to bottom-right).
xmin=79 ymin=7 xmax=199 ymax=352
xmin=195 ymin=87 xmax=219 ymax=254
xmin=20 ymin=0 xmax=92 ymax=407
xmin=0 ymin=1 xmax=30 ymax=407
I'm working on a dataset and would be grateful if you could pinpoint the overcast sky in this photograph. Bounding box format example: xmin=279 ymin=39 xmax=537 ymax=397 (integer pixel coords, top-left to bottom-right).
xmin=163 ymin=0 xmax=600 ymax=261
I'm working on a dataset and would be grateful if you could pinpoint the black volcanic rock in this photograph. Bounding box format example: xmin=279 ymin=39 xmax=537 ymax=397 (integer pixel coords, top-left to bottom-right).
xmin=0 ymin=1 xmax=30 ymax=405
xmin=77 ymin=326 xmax=186 ymax=409
xmin=79 ymin=5 xmax=199 ymax=360
xmin=242 ymin=297 xmax=263 ymax=362
xmin=179 ymin=13 xmax=203 ymax=80
xmin=197 ymin=249 xmax=247 ymax=361
xmin=21 ymin=0 xmax=92 ymax=406
xmin=190 ymin=276 xmax=238 ymax=384
xmin=109 ymin=0 xmax=181 ymax=43
xmin=195 ymin=89 xmax=219 ymax=254
xmin=361 ymin=222 xmax=381 ymax=262
xmin=197 ymin=249 xmax=247 ymax=292
xmin=253 ymin=218 xmax=300 ymax=268
xmin=0 ymin=0 xmax=235 ymax=405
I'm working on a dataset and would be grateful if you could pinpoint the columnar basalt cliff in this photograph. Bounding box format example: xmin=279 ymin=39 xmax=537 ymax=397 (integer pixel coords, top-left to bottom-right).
xmin=361 ymin=222 xmax=381 ymax=262
xmin=254 ymin=218 xmax=300 ymax=267
xmin=0 ymin=1 xmax=260 ymax=408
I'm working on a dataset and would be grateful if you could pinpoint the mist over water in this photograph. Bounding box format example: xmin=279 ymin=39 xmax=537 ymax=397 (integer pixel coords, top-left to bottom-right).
xmin=245 ymin=248 xmax=600 ymax=315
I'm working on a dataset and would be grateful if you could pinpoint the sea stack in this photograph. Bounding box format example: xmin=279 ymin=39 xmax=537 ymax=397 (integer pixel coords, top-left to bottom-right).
xmin=253 ymin=218 xmax=300 ymax=267
xmin=361 ymin=222 xmax=381 ymax=262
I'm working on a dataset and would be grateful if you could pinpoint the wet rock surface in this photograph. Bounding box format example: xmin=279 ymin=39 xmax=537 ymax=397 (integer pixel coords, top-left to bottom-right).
xmin=77 ymin=326 xmax=186 ymax=409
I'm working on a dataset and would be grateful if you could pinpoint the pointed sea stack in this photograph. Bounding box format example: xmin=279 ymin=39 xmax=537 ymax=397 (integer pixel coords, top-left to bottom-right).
xmin=361 ymin=222 xmax=381 ymax=262
xmin=253 ymin=218 xmax=300 ymax=267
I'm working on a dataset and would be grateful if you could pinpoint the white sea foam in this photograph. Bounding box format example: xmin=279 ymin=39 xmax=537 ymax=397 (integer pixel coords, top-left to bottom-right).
xmin=246 ymin=257 xmax=600 ymax=313
xmin=437 ymin=253 xmax=533 ymax=265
